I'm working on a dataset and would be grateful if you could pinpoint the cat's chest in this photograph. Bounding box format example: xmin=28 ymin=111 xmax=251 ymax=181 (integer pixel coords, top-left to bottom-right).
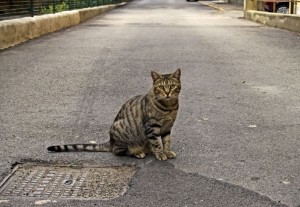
xmin=157 ymin=110 xmax=177 ymax=129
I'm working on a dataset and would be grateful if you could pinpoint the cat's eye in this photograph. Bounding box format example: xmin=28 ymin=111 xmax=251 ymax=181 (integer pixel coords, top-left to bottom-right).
xmin=158 ymin=85 xmax=164 ymax=89
xmin=170 ymin=85 xmax=176 ymax=89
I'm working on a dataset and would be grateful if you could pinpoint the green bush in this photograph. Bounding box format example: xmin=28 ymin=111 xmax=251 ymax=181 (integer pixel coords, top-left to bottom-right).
xmin=40 ymin=2 xmax=69 ymax=14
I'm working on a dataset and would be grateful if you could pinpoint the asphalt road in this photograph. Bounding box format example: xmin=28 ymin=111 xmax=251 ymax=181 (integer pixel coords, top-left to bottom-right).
xmin=0 ymin=0 xmax=300 ymax=206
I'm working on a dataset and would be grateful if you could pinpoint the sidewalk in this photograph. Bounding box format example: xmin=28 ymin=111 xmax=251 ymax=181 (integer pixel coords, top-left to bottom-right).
xmin=198 ymin=1 xmax=244 ymax=12
xmin=198 ymin=0 xmax=300 ymax=33
xmin=198 ymin=1 xmax=244 ymax=18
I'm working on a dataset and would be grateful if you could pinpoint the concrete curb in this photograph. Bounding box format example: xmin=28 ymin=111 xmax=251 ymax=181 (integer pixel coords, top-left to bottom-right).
xmin=0 ymin=2 xmax=127 ymax=50
xmin=244 ymin=10 xmax=300 ymax=33
xmin=198 ymin=1 xmax=225 ymax=11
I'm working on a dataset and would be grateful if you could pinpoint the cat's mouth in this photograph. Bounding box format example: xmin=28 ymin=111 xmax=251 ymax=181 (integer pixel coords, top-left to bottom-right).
xmin=155 ymin=96 xmax=178 ymax=103
xmin=156 ymin=97 xmax=178 ymax=106
xmin=160 ymin=96 xmax=177 ymax=101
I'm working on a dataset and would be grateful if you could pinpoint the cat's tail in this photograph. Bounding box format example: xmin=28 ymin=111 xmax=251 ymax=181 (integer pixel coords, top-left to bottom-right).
xmin=47 ymin=142 xmax=112 ymax=152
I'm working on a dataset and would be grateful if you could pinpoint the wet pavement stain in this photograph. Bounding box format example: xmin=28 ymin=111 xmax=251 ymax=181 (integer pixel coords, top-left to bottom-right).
xmin=106 ymin=161 xmax=288 ymax=207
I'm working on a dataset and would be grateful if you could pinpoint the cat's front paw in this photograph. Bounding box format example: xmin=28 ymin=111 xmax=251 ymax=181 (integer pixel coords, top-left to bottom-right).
xmin=164 ymin=151 xmax=176 ymax=159
xmin=155 ymin=153 xmax=168 ymax=161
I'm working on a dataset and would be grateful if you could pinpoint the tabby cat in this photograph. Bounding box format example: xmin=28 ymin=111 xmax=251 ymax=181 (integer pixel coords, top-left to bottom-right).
xmin=47 ymin=68 xmax=181 ymax=160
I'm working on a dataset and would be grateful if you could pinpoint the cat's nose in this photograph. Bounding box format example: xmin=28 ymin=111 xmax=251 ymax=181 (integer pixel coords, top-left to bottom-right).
xmin=165 ymin=88 xmax=170 ymax=95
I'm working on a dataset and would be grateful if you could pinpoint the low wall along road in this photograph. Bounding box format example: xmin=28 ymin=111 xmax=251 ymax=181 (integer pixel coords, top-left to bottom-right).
xmin=244 ymin=10 xmax=300 ymax=33
xmin=0 ymin=3 xmax=126 ymax=50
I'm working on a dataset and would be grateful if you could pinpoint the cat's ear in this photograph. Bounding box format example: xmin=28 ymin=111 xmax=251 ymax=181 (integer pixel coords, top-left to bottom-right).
xmin=151 ymin=71 xmax=161 ymax=83
xmin=172 ymin=68 xmax=181 ymax=80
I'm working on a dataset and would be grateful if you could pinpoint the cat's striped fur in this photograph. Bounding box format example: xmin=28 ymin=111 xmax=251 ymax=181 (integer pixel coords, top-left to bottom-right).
xmin=47 ymin=69 xmax=181 ymax=160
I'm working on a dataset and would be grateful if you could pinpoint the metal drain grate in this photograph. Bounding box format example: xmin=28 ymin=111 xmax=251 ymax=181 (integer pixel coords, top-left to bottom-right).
xmin=0 ymin=165 xmax=136 ymax=199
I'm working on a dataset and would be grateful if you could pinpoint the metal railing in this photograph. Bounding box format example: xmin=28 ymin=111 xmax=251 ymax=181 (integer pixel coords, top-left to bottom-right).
xmin=256 ymin=0 xmax=300 ymax=14
xmin=0 ymin=0 xmax=123 ymax=20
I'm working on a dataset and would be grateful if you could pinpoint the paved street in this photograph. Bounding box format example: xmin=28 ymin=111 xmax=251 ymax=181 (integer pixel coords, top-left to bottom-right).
xmin=0 ymin=0 xmax=299 ymax=206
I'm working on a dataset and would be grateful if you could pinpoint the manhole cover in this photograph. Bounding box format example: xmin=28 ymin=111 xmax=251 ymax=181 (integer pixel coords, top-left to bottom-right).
xmin=0 ymin=165 xmax=136 ymax=200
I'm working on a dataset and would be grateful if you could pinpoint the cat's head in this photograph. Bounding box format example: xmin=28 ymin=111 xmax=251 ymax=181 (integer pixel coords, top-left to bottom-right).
xmin=151 ymin=68 xmax=181 ymax=102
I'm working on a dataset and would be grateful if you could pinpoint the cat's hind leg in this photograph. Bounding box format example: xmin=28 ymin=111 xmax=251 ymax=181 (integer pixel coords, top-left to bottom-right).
xmin=128 ymin=146 xmax=146 ymax=159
